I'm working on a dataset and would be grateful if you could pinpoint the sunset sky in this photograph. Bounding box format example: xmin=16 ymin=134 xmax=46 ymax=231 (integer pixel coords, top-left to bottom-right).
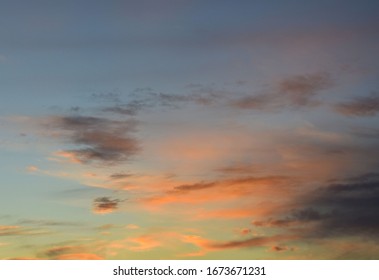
xmin=1 ymin=0 xmax=379 ymax=260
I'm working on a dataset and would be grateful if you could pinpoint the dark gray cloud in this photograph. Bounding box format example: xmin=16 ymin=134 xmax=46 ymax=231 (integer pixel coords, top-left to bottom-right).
xmin=253 ymin=173 xmax=379 ymax=239
xmin=308 ymin=173 xmax=379 ymax=238
xmin=334 ymin=92 xmax=379 ymax=116
xmin=92 ymin=197 xmax=121 ymax=214
xmin=253 ymin=208 xmax=325 ymax=228
xmin=52 ymin=115 xmax=139 ymax=164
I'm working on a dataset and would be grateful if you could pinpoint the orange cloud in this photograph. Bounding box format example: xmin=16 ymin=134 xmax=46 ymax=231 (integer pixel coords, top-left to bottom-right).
xmin=240 ymin=228 xmax=252 ymax=235
xmin=179 ymin=233 xmax=299 ymax=257
xmin=125 ymin=224 xmax=140 ymax=230
xmin=57 ymin=253 xmax=103 ymax=260
xmin=0 ymin=225 xmax=50 ymax=236
xmin=125 ymin=235 xmax=162 ymax=252
xmin=54 ymin=150 xmax=82 ymax=164
xmin=142 ymin=175 xmax=294 ymax=216
xmin=0 ymin=225 xmax=20 ymax=230
xmin=7 ymin=257 xmax=43 ymax=260
xmin=147 ymin=127 xmax=252 ymax=175
xmin=101 ymin=231 xmax=197 ymax=256
xmin=26 ymin=165 xmax=39 ymax=172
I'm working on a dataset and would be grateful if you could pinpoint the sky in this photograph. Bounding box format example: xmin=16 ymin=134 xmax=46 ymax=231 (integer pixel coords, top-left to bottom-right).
xmin=1 ymin=0 xmax=379 ymax=260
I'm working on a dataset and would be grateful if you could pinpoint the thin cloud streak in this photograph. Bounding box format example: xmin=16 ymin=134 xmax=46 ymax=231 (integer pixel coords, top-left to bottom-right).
xmin=0 ymin=225 xmax=50 ymax=236
xmin=334 ymin=92 xmax=379 ymax=117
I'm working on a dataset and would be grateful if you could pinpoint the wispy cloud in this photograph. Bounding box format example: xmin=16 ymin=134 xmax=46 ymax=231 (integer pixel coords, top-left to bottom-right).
xmin=91 ymin=91 xmax=122 ymax=103
xmin=17 ymin=219 xmax=83 ymax=227
xmin=230 ymin=94 xmax=273 ymax=110
xmin=0 ymin=225 xmax=50 ymax=236
xmin=56 ymin=253 xmax=103 ymax=260
xmin=26 ymin=165 xmax=39 ymax=172
xmin=125 ymin=224 xmax=140 ymax=230
xmin=144 ymin=175 xmax=292 ymax=208
xmin=269 ymin=245 xmax=295 ymax=252
xmin=181 ymin=233 xmax=297 ymax=254
xmin=41 ymin=245 xmax=103 ymax=260
xmin=205 ymin=235 xmax=297 ymax=250
xmin=215 ymin=163 xmax=259 ymax=175
xmin=334 ymin=92 xmax=379 ymax=116
xmin=109 ymin=173 xmax=134 ymax=180
xmin=102 ymin=86 xmax=224 ymax=116
xmin=174 ymin=182 xmax=217 ymax=192
xmin=231 ymin=72 xmax=334 ymax=111
xmin=125 ymin=235 xmax=162 ymax=252
xmin=100 ymin=73 xmax=334 ymax=116
xmin=253 ymin=208 xmax=324 ymax=228
xmin=277 ymin=72 xmax=333 ymax=106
